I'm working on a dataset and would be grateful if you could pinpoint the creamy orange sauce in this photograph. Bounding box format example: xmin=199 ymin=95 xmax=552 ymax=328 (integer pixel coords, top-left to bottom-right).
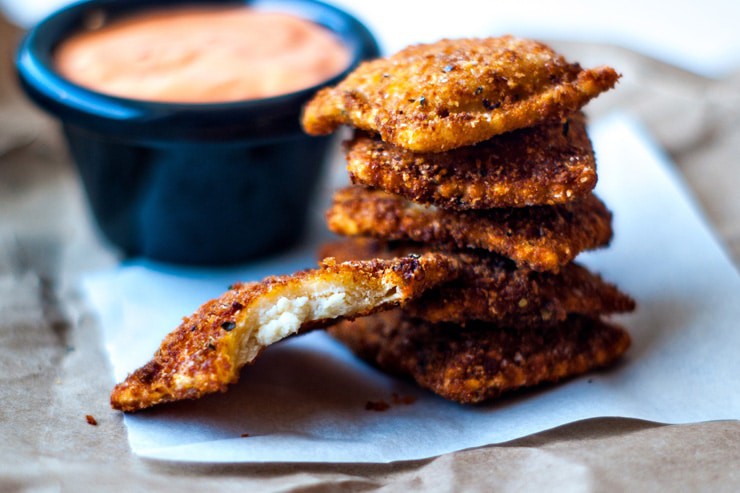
xmin=54 ymin=6 xmax=351 ymax=103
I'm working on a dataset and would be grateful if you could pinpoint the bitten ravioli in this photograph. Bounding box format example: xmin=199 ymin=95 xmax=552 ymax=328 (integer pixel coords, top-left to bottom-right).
xmin=111 ymin=254 xmax=459 ymax=412
xmin=302 ymin=36 xmax=619 ymax=152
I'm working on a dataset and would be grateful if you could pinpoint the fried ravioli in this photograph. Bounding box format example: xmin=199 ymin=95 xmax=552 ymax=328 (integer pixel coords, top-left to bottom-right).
xmin=319 ymin=238 xmax=635 ymax=325
xmin=326 ymin=186 xmax=613 ymax=272
xmin=302 ymin=36 xmax=619 ymax=152
xmin=346 ymin=113 xmax=596 ymax=209
xmin=328 ymin=310 xmax=631 ymax=404
xmin=110 ymin=254 xmax=460 ymax=412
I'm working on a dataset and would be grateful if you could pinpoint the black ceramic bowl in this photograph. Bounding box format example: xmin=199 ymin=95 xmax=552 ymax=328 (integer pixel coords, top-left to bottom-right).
xmin=17 ymin=0 xmax=378 ymax=265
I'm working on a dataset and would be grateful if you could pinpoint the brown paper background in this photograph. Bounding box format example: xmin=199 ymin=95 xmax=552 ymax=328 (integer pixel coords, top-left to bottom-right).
xmin=1 ymin=14 xmax=738 ymax=491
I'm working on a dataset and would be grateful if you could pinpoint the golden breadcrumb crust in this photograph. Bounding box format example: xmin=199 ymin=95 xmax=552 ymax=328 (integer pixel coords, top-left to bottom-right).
xmin=345 ymin=113 xmax=596 ymax=209
xmin=328 ymin=310 xmax=631 ymax=404
xmin=302 ymin=36 xmax=619 ymax=152
xmin=326 ymin=186 xmax=612 ymax=272
xmin=319 ymin=238 xmax=635 ymax=325
xmin=111 ymin=254 xmax=459 ymax=412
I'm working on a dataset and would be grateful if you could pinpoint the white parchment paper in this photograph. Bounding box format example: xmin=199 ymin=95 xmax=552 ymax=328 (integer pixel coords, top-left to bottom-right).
xmin=82 ymin=114 xmax=740 ymax=463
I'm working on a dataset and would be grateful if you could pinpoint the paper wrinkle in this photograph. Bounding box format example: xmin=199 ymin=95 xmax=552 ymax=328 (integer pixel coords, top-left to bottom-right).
xmin=81 ymin=114 xmax=740 ymax=463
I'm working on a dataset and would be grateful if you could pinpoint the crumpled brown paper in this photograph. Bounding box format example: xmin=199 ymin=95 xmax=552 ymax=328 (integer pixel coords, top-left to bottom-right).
xmin=1 ymin=13 xmax=738 ymax=491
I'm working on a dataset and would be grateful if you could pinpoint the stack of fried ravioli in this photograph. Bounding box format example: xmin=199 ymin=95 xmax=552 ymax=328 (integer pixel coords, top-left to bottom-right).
xmin=302 ymin=36 xmax=635 ymax=404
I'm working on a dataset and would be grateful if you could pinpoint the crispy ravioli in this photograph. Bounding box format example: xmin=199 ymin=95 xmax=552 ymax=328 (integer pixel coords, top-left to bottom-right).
xmin=326 ymin=186 xmax=613 ymax=272
xmin=302 ymin=36 xmax=619 ymax=152
xmin=346 ymin=113 xmax=596 ymax=209
xmin=327 ymin=310 xmax=631 ymax=404
xmin=319 ymin=238 xmax=635 ymax=325
xmin=110 ymin=254 xmax=459 ymax=412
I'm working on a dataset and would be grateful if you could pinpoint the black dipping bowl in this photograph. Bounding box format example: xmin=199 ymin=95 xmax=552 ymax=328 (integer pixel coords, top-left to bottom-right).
xmin=17 ymin=0 xmax=378 ymax=265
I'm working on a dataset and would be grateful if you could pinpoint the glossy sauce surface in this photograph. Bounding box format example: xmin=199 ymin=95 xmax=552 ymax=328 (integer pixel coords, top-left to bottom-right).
xmin=54 ymin=6 xmax=351 ymax=103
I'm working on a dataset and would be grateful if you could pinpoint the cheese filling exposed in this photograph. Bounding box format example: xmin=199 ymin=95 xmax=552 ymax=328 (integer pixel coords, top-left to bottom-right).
xmin=239 ymin=280 xmax=400 ymax=362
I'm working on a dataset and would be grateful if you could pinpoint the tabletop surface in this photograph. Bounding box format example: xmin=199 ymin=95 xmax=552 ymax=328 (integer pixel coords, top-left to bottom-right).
xmin=1 ymin=9 xmax=739 ymax=492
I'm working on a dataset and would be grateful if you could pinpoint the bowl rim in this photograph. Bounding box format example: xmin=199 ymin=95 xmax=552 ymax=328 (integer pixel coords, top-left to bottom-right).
xmin=16 ymin=0 xmax=379 ymax=139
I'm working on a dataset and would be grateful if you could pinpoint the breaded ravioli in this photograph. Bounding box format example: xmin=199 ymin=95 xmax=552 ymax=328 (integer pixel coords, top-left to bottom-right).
xmin=302 ymin=36 xmax=619 ymax=152
xmin=111 ymin=254 xmax=459 ymax=412
xmin=326 ymin=186 xmax=613 ymax=272
xmin=346 ymin=113 xmax=596 ymax=209
xmin=319 ymin=238 xmax=635 ymax=325
xmin=327 ymin=310 xmax=631 ymax=404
